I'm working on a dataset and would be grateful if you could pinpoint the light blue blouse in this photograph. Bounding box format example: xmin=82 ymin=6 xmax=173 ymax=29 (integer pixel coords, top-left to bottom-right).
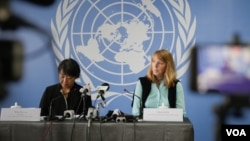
xmin=132 ymin=79 xmax=187 ymax=117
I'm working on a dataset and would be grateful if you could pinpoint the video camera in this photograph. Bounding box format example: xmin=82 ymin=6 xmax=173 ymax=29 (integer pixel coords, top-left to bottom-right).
xmin=190 ymin=43 xmax=250 ymax=96
xmin=0 ymin=0 xmax=55 ymax=100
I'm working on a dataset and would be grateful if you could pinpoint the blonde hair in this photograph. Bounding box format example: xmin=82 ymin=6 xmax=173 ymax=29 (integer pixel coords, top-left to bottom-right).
xmin=146 ymin=49 xmax=177 ymax=88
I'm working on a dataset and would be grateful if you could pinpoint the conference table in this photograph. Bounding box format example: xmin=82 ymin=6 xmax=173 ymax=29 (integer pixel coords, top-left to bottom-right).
xmin=0 ymin=118 xmax=194 ymax=141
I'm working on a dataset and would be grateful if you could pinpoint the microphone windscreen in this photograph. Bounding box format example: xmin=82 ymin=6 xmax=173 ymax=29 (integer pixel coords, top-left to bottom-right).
xmin=80 ymin=84 xmax=91 ymax=95
xmin=102 ymin=83 xmax=110 ymax=91
xmin=79 ymin=88 xmax=88 ymax=93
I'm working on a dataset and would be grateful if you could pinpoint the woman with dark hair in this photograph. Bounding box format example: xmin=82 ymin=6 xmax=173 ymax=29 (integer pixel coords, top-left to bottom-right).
xmin=39 ymin=58 xmax=92 ymax=118
xmin=132 ymin=49 xmax=186 ymax=117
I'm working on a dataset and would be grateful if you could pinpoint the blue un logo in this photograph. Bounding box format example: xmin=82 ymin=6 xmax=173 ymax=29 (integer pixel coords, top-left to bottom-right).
xmin=71 ymin=0 xmax=175 ymax=86
xmin=51 ymin=0 xmax=196 ymax=112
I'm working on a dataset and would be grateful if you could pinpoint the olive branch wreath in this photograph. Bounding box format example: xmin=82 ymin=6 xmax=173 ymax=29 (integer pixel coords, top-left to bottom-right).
xmin=168 ymin=0 xmax=196 ymax=78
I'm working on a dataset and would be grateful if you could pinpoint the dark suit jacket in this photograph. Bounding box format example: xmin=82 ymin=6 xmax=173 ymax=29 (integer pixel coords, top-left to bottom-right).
xmin=39 ymin=83 xmax=92 ymax=116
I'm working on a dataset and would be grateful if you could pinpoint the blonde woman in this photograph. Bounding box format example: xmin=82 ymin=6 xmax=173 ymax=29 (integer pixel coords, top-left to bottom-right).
xmin=132 ymin=49 xmax=186 ymax=117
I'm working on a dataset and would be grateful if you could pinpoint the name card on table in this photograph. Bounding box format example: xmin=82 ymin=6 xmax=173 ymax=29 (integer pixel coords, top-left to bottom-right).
xmin=0 ymin=108 xmax=41 ymax=121
xmin=143 ymin=108 xmax=183 ymax=122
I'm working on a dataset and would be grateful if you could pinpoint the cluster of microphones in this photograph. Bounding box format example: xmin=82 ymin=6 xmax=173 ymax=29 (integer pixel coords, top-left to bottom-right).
xmin=46 ymin=82 xmax=140 ymax=123
xmin=46 ymin=83 xmax=110 ymax=121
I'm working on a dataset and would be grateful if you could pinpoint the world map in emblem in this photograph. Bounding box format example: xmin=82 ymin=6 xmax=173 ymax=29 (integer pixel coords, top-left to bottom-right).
xmin=70 ymin=0 xmax=175 ymax=85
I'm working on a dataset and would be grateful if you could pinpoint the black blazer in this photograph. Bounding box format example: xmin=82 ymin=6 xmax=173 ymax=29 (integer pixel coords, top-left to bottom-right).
xmin=39 ymin=83 xmax=92 ymax=116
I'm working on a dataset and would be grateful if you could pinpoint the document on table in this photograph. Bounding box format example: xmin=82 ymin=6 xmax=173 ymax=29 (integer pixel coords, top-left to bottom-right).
xmin=0 ymin=108 xmax=41 ymax=121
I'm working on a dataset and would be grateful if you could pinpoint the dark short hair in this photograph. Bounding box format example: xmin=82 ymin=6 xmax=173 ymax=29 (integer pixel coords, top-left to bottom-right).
xmin=58 ymin=58 xmax=80 ymax=78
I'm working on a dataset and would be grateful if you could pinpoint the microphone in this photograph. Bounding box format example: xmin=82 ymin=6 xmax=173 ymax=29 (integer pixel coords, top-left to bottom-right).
xmin=124 ymin=89 xmax=143 ymax=118
xmin=79 ymin=83 xmax=91 ymax=96
xmin=63 ymin=110 xmax=75 ymax=120
xmin=96 ymin=83 xmax=109 ymax=107
xmin=85 ymin=107 xmax=97 ymax=128
xmin=77 ymin=84 xmax=91 ymax=119
xmin=100 ymin=93 xmax=105 ymax=102
xmin=124 ymin=89 xmax=134 ymax=95
xmin=79 ymin=87 xmax=89 ymax=96
xmin=47 ymin=94 xmax=63 ymax=121
xmin=97 ymin=83 xmax=109 ymax=98
xmin=124 ymin=89 xmax=141 ymax=103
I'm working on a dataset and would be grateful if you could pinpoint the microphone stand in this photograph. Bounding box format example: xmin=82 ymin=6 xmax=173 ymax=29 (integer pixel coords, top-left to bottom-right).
xmin=46 ymin=95 xmax=63 ymax=121
xmin=87 ymin=112 xmax=93 ymax=141
xmin=124 ymin=89 xmax=143 ymax=119
xmin=133 ymin=93 xmax=143 ymax=119
xmin=48 ymin=100 xmax=53 ymax=119
xmin=95 ymin=100 xmax=106 ymax=121
xmin=95 ymin=84 xmax=109 ymax=121
xmin=78 ymin=92 xmax=87 ymax=120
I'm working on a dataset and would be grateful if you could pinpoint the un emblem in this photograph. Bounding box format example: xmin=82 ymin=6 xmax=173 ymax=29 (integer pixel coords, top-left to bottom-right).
xmin=51 ymin=0 xmax=196 ymax=111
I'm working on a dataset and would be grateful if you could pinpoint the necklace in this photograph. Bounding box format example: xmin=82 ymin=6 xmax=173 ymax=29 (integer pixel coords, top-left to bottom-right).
xmin=61 ymin=89 xmax=69 ymax=99
xmin=156 ymin=80 xmax=162 ymax=88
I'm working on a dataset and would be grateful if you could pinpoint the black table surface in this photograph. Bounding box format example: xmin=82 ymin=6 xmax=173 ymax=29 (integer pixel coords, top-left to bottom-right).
xmin=0 ymin=117 xmax=194 ymax=141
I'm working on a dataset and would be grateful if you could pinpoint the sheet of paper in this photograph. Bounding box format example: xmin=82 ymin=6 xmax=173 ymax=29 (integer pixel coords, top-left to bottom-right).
xmin=143 ymin=108 xmax=183 ymax=122
xmin=0 ymin=108 xmax=41 ymax=121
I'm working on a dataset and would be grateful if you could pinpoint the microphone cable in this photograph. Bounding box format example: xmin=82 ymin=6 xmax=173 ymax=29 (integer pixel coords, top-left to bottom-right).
xmin=133 ymin=121 xmax=136 ymax=141
xmin=87 ymin=116 xmax=92 ymax=141
xmin=132 ymin=117 xmax=140 ymax=141
xmin=40 ymin=120 xmax=53 ymax=141
xmin=69 ymin=117 xmax=77 ymax=141
xmin=70 ymin=88 xmax=86 ymax=141
xmin=70 ymin=108 xmax=84 ymax=141
xmin=98 ymin=121 xmax=104 ymax=141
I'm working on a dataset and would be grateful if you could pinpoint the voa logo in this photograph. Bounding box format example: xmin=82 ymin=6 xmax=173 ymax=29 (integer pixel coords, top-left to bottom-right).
xmin=226 ymin=129 xmax=246 ymax=136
